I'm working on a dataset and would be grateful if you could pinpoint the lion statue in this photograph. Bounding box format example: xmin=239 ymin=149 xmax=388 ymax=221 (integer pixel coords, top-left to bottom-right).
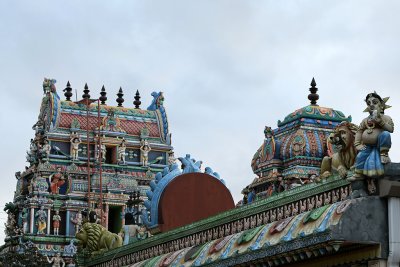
xmin=76 ymin=222 xmax=123 ymax=255
xmin=320 ymin=122 xmax=358 ymax=179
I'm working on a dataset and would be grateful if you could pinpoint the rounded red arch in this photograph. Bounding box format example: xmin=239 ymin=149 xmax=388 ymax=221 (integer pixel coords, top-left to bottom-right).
xmin=158 ymin=172 xmax=235 ymax=232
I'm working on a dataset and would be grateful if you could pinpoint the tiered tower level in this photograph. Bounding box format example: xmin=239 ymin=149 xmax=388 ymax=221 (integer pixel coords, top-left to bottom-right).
xmin=8 ymin=78 xmax=173 ymax=264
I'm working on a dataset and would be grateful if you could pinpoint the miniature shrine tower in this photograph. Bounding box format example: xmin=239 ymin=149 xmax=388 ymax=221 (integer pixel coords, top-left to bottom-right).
xmin=245 ymin=78 xmax=352 ymax=200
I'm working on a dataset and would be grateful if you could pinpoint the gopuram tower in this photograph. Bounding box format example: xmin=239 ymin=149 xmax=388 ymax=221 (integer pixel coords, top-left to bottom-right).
xmin=2 ymin=78 xmax=174 ymax=265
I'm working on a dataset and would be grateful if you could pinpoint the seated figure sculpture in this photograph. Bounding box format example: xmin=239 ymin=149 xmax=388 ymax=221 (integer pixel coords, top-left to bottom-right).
xmin=351 ymin=92 xmax=394 ymax=180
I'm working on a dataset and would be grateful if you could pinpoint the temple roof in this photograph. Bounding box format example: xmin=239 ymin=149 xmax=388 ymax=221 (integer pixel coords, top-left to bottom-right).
xmin=58 ymin=102 xmax=161 ymax=138
xmin=38 ymin=81 xmax=172 ymax=145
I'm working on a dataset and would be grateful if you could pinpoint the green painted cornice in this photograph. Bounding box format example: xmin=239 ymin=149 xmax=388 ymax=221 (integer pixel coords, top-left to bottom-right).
xmin=24 ymin=235 xmax=74 ymax=243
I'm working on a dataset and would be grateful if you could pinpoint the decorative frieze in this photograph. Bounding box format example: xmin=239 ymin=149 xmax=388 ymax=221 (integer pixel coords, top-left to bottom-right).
xmin=88 ymin=180 xmax=351 ymax=266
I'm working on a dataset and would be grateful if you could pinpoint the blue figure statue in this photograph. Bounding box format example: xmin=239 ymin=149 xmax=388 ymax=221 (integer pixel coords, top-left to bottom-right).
xmin=351 ymin=92 xmax=394 ymax=179
xmin=247 ymin=188 xmax=256 ymax=204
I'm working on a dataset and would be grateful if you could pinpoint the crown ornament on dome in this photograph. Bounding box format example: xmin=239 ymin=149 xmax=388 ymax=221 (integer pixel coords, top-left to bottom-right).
xmin=308 ymin=77 xmax=319 ymax=105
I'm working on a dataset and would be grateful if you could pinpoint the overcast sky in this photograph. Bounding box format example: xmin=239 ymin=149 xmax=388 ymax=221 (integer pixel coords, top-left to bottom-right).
xmin=1 ymin=1 xmax=400 ymax=244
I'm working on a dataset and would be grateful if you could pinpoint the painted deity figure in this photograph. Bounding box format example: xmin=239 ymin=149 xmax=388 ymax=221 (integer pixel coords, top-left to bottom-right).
xmin=46 ymin=253 xmax=65 ymax=267
xmin=53 ymin=210 xmax=61 ymax=235
xmin=267 ymin=184 xmax=275 ymax=197
xmin=260 ymin=126 xmax=276 ymax=162
xmin=309 ymin=173 xmax=319 ymax=183
xmin=70 ymin=210 xmax=83 ymax=234
xmin=251 ymin=126 xmax=279 ymax=172
xmin=35 ymin=205 xmax=47 ymax=235
xmin=34 ymin=78 xmax=56 ymax=130
xmin=168 ymin=151 xmax=176 ymax=165
xmin=30 ymin=138 xmax=38 ymax=154
xmin=351 ymin=92 xmax=394 ymax=180
xmin=118 ymin=139 xmax=127 ymax=164
xmin=27 ymin=138 xmax=38 ymax=164
xmin=41 ymin=139 xmax=51 ymax=161
xmin=49 ymin=167 xmax=66 ymax=194
xmin=20 ymin=208 xmax=28 ymax=234
xmin=106 ymin=109 xmax=117 ymax=131
xmin=136 ymin=225 xmax=151 ymax=240
xmin=101 ymin=144 xmax=106 ymax=162
xmin=70 ymin=134 xmax=81 ymax=161
xmin=94 ymin=206 xmax=107 ymax=226
xmin=140 ymin=140 xmax=151 ymax=166
xmin=247 ymin=188 xmax=256 ymax=203
xmin=4 ymin=209 xmax=17 ymax=237
xmin=28 ymin=177 xmax=38 ymax=194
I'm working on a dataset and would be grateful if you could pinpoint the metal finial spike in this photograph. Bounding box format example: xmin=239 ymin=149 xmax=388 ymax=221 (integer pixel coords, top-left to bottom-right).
xmin=116 ymin=87 xmax=124 ymax=107
xmin=308 ymin=77 xmax=319 ymax=105
xmin=311 ymin=77 xmax=316 ymax=87
xmin=82 ymin=83 xmax=90 ymax=99
xmin=99 ymin=85 xmax=107 ymax=105
xmin=134 ymin=90 xmax=141 ymax=109
xmin=64 ymin=81 xmax=73 ymax=101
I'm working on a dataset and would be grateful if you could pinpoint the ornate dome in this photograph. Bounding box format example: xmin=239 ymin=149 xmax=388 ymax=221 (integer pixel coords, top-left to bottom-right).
xmin=277 ymin=105 xmax=351 ymax=161
xmin=249 ymin=79 xmax=351 ymax=192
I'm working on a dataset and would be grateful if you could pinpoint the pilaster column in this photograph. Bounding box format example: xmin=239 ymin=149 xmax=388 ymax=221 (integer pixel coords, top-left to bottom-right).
xmin=388 ymin=197 xmax=400 ymax=267
xmin=30 ymin=207 xmax=34 ymax=234
xmin=105 ymin=203 xmax=109 ymax=229
xmin=66 ymin=210 xmax=70 ymax=236
xmin=47 ymin=208 xmax=51 ymax=235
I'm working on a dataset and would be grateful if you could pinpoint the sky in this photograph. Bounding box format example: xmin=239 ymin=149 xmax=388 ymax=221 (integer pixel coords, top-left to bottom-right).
xmin=1 ymin=0 xmax=400 ymax=244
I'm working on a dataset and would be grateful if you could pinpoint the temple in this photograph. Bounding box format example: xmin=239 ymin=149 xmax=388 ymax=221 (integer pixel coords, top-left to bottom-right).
xmin=2 ymin=78 xmax=400 ymax=267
